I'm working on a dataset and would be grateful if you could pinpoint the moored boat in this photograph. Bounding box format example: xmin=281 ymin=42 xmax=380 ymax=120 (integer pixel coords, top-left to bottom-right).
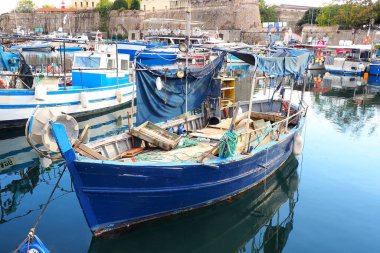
xmin=325 ymin=43 xmax=372 ymax=76
xmin=0 ymin=44 xmax=134 ymax=129
xmin=31 ymin=48 xmax=310 ymax=236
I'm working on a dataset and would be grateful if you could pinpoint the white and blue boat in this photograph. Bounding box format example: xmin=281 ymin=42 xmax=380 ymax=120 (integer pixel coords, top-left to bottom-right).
xmin=325 ymin=44 xmax=372 ymax=76
xmin=37 ymin=48 xmax=310 ymax=236
xmin=0 ymin=47 xmax=134 ymax=128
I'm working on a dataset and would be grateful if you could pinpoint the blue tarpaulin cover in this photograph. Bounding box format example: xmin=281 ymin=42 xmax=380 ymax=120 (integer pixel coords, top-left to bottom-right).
xmin=227 ymin=48 xmax=311 ymax=80
xmin=136 ymin=53 xmax=226 ymax=126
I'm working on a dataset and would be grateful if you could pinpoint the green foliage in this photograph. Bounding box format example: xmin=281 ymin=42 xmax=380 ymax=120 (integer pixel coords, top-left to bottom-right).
xmin=41 ymin=4 xmax=55 ymax=8
xmin=112 ymin=0 xmax=128 ymax=10
xmin=13 ymin=0 xmax=35 ymax=13
xmin=297 ymin=8 xmax=320 ymax=26
xmin=96 ymin=0 xmax=113 ymax=32
xmin=316 ymin=5 xmax=339 ymax=26
xmin=130 ymin=0 xmax=141 ymax=10
xmin=315 ymin=0 xmax=378 ymax=29
xmin=259 ymin=0 xmax=276 ymax=22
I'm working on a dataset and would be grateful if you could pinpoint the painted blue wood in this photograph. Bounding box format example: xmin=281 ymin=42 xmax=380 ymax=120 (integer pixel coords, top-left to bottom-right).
xmin=72 ymin=72 xmax=129 ymax=87
xmin=54 ymin=115 xmax=304 ymax=235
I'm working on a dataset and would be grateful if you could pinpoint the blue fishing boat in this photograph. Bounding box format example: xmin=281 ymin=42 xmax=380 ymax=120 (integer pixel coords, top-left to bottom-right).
xmin=10 ymin=41 xmax=52 ymax=52
xmin=35 ymin=48 xmax=310 ymax=236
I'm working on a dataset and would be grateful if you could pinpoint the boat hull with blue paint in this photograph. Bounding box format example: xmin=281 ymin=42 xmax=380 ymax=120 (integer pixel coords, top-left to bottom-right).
xmin=369 ymin=60 xmax=380 ymax=76
xmin=51 ymin=99 xmax=305 ymax=236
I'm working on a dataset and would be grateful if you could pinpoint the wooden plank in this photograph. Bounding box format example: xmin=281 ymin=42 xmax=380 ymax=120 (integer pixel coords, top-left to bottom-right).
xmin=74 ymin=141 xmax=108 ymax=160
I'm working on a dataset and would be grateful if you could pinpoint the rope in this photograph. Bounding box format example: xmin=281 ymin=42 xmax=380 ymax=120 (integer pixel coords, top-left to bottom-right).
xmin=13 ymin=166 xmax=67 ymax=253
xmin=175 ymin=138 xmax=199 ymax=149
xmin=218 ymin=131 xmax=238 ymax=158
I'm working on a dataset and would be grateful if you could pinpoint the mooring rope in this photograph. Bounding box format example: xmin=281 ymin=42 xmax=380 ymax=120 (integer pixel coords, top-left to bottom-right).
xmin=13 ymin=165 xmax=67 ymax=253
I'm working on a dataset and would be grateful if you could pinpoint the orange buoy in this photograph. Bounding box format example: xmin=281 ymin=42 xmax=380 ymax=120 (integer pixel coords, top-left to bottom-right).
xmin=364 ymin=72 xmax=369 ymax=82
xmin=0 ymin=79 xmax=6 ymax=89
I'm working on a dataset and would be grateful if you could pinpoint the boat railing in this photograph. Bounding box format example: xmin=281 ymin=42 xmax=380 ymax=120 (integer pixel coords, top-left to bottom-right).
xmin=237 ymin=108 xmax=304 ymax=150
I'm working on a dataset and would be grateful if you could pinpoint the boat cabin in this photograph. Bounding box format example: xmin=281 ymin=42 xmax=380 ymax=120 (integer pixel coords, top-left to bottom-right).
xmin=72 ymin=51 xmax=130 ymax=88
xmin=145 ymin=36 xmax=204 ymax=46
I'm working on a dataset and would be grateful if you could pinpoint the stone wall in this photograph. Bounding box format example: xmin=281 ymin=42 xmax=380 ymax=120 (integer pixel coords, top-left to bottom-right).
xmin=0 ymin=11 xmax=100 ymax=35
xmin=0 ymin=0 xmax=260 ymax=38
xmin=301 ymin=25 xmax=377 ymax=45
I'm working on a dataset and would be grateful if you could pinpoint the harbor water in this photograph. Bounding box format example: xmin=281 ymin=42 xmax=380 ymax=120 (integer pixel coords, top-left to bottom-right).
xmin=0 ymin=64 xmax=379 ymax=252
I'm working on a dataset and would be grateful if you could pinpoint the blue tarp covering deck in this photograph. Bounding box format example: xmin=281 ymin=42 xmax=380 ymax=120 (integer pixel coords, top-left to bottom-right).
xmin=136 ymin=53 xmax=226 ymax=126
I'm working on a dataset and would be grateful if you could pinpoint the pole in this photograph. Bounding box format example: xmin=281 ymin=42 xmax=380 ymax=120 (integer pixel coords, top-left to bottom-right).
xmin=131 ymin=59 xmax=136 ymax=127
xmin=116 ymin=43 xmax=119 ymax=87
xmin=185 ymin=2 xmax=191 ymax=130
xmin=245 ymin=73 xmax=257 ymax=152
xmin=285 ymin=80 xmax=295 ymax=132
xmin=63 ymin=41 xmax=67 ymax=90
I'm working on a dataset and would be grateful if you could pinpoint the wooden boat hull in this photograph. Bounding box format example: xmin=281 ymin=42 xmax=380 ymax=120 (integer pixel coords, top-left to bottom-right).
xmin=57 ymin=116 xmax=304 ymax=236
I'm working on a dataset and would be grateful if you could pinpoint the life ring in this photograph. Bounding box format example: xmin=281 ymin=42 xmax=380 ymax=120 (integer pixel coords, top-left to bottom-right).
xmin=0 ymin=79 xmax=6 ymax=89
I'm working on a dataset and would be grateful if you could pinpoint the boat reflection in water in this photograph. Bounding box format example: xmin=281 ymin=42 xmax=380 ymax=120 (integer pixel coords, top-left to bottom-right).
xmin=312 ymin=74 xmax=380 ymax=137
xmin=89 ymin=155 xmax=300 ymax=253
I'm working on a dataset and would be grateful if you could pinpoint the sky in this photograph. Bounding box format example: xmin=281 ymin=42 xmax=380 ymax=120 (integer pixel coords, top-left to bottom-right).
xmin=0 ymin=0 xmax=73 ymax=14
xmin=0 ymin=0 xmax=329 ymax=14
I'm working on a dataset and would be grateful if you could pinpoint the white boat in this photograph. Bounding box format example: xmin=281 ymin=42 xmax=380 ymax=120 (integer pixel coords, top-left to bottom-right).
xmin=325 ymin=42 xmax=372 ymax=75
xmin=0 ymin=46 xmax=135 ymax=129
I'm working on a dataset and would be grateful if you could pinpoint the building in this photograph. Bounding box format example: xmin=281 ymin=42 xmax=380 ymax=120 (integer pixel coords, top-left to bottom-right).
xmin=72 ymin=0 xmax=114 ymax=9
xmin=274 ymin=4 xmax=314 ymax=27
xmin=141 ymin=0 xmax=171 ymax=11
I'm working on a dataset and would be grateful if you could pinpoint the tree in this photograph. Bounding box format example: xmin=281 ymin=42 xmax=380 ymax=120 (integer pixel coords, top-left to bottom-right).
xmin=259 ymin=0 xmax=276 ymax=23
xmin=296 ymin=8 xmax=320 ymax=26
xmin=13 ymin=0 xmax=35 ymax=13
xmin=112 ymin=0 xmax=128 ymax=10
xmin=41 ymin=5 xmax=55 ymax=8
xmin=315 ymin=0 xmax=375 ymax=29
xmin=316 ymin=5 xmax=339 ymax=26
xmin=96 ymin=0 xmax=113 ymax=32
xmin=130 ymin=0 xmax=141 ymax=10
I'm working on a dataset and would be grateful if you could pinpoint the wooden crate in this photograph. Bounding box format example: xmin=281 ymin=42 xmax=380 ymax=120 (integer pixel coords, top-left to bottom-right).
xmin=131 ymin=122 xmax=182 ymax=151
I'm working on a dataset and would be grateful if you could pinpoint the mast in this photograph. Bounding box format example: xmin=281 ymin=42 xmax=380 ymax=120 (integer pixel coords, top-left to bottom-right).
xmin=185 ymin=1 xmax=191 ymax=118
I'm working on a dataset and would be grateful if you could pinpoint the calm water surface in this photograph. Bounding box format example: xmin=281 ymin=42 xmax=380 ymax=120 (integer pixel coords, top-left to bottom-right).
xmin=0 ymin=66 xmax=379 ymax=252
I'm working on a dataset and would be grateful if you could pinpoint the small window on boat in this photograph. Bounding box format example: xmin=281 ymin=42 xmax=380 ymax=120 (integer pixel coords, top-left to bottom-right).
xmin=107 ymin=59 xmax=115 ymax=70
xmin=74 ymin=56 xmax=101 ymax=68
xmin=120 ymin=60 xmax=129 ymax=70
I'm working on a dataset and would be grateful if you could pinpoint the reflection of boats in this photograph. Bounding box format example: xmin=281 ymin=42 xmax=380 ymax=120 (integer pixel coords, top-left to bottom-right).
xmin=323 ymin=74 xmax=366 ymax=95
xmin=0 ymin=47 xmax=134 ymax=128
xmin=88 ymin=155 xmax=299 ymax=253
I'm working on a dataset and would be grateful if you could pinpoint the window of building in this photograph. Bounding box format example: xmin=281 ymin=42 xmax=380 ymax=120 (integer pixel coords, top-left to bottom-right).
xmin=75 ymin=2 xmax=77 ymax=7
xmin=86 ymin=2 xmax=88 ymax=7
xmin=81 ymin=2 xmax=83 ymax=7
xmin=92 ymin=2 xmax=94 ymax=7
xmin=153 ymin=7 xmax=155 ymax=12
